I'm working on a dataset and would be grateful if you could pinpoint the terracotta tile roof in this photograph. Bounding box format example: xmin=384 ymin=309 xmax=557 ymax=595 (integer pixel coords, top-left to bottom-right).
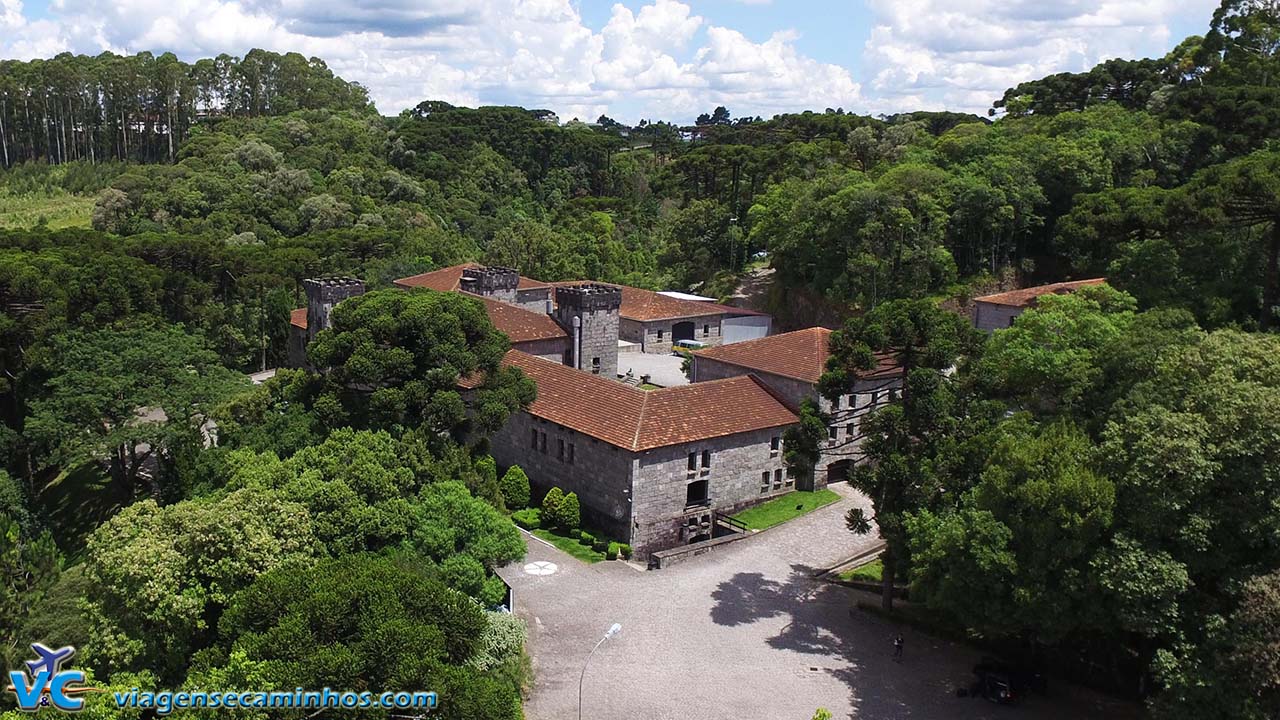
xmin=474 ymin=295 xmax=566 ymax=343
xmin=393 ymin=262 xmax=550 ymax=292
xmin=973 ymin=278 xmax=1107 ymax=308
xmin=552 ymin=281 xmax=763 ymax=322
xmin=288 ymin=293 xmax=565 ymax=344
xmin=482 ymin=351 xmax=798 ymax=451
xmin=693 ymin=327 xmax=901 ymax=385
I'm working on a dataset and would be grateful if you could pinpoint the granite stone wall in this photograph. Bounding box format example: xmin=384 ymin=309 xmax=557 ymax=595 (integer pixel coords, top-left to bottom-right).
xmin=487 ymin=410 xmax=637 ymax=544
xmin=515 ymin=287 xmax=552 ymax=313
xmin=631 ymin=426 xmax=791 ymax=555
xmin=511 ymin=337 xmax=569 ymax=363
xmin=621 ymin=316 xmax=723 ymax=354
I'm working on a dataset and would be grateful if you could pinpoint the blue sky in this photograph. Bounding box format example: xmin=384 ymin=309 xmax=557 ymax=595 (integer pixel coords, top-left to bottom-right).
xmin=0 ymin=0 xmax=1223 ymax=123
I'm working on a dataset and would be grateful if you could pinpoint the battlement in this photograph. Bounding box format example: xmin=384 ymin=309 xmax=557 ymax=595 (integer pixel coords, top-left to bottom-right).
xmin=460 ymin=266 xmax=519 ymax=295
xmin=555 ymin=283 xmax=622 ymax=312
xmin=303 ymin=276 xmax=365 ymax=340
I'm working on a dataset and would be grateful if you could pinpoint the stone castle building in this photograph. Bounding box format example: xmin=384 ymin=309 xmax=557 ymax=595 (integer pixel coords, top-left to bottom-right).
xmin=287 ymin=264 xmax=901 ymax=558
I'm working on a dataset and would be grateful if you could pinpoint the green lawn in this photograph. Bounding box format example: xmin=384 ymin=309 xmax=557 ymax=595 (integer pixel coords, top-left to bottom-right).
xmin=839 ymin=558 xmax=883 ymax=583
xmin=531 ymin=528 xmax=606 ymax=563
xmin=37 ymin=461 xmax=127 ymax=560
xmin=0 ymin=192 xmax=95 ymax=229
xmin=730 ymin=489 xmax=840 ymax=530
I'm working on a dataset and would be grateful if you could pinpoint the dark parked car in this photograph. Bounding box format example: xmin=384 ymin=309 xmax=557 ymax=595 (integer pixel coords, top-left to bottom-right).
xmin=969 ymin=657 xmax=1048 ymax=705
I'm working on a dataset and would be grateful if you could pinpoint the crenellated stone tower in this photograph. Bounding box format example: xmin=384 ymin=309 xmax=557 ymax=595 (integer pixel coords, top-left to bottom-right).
xmin=459 ymin=266 xmax=519 ymax=304
xmin=553 ymin=284 xmax=621 ymax=379
xmin=303 ymin=276 xmax=366 ymax=343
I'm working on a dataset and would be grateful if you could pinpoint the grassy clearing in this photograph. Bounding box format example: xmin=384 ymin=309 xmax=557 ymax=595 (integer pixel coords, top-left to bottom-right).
xmin=839 ymin=558 xmax=883 ymax=583
xmin=730 ymin=489 xmax=840 ymax=530
xmin=37 ymin=461 xmax=126 ymax=560
xmin=0 ymin=191 xmax=95 ymax=229
xmin=531 ymin=528 xmax=606 ymax=563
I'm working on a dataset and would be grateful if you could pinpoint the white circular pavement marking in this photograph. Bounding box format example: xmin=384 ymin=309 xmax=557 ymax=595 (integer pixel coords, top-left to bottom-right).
xmin=524 ymin=560 xmax=558 ymax=576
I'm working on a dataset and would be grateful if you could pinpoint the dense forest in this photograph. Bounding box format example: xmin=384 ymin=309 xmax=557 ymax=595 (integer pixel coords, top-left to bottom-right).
xmin=1 ymin=0 xmax=1280 ymax=717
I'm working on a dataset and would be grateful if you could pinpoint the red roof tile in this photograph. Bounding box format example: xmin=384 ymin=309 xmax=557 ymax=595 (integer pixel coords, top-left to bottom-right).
xmin=974 ymin=279 xmax=1107 ymax=308
xmin=394 ymin=263 xmax=550 ymax=292
xmin=693 ymin=327 xmax=900 ymax=385
xmin=474 ymin=295 xmax=566 ymax=343
xmin=493 ymin=351 xmax=798 ymax=451
xmin=552 ymin=281 xmax=762 ymax=322
xmin=290 ymin=307 xmax=308 ymax=329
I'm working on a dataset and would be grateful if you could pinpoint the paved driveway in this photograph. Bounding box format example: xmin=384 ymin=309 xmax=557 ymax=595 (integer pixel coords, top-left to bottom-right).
xmin=501 ymin=484 xmax=1135 ymax=720
xmin=616 ymin=351 xmax=689 ymax=387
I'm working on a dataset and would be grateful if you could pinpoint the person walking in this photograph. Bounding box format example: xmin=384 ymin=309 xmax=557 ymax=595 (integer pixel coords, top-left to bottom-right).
xmin=893 ymin=634 xmax=904 ymax=661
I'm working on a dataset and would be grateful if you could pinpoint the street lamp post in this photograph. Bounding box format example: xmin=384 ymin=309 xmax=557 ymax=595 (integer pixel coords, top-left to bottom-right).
xmin=578 ymin=623 xmax=622 ymax=720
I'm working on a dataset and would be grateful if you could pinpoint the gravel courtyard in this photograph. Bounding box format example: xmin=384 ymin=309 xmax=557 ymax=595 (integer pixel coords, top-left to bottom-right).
xmin=499 ymin=484 xmax=1137 ymax=720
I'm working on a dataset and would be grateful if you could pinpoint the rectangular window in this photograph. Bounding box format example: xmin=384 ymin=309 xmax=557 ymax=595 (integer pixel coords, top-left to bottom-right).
xmin=568 ymin=443 xmax=576 ymax=465
xmin=701 ymin=450 xmax=711 ymax=469
xmin=833 ymin=395 xmax=841 ymax=410
xmin=702 ymin=324 xmax=710 ymax=337
xmin=686 ymin=479 xmax=709 ymax=507
xmin=783 ymin=468 xmax=793 ymax=487
xmin=774 ymin=469 xmax=783 ymax=489
xmin=688 ymin=452 xmax=698 ymax=471
xmin=531 ymin=428 xmax=538 ymax=449
xmin=557 ymin=438 xmax=565 ymax=461
xmin=770 ymin=436 xmax=780 ymax=455
xmin=847 ymin=423 xmax=856 ymax=437
xmin=591 ymin=357 xmax=601 ymax=374
xmin=828 ymin=426 xmax=838 ymax=440
xmin=761 ymin=471 xmax=771 ymax=493
xmin=871 ymin=390 xmax=881 ymax=407
xmin=539 ymin=432 xmax=547 ymax=453
xmin=657 ymin=329 xmax=664 ymax=341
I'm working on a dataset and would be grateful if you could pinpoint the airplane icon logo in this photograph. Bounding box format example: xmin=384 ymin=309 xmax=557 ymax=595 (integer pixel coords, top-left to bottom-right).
xmin=26 ymin=644 xmax=76 ymax=679
xmin=7 ymin=643 xmax=96 ymax=712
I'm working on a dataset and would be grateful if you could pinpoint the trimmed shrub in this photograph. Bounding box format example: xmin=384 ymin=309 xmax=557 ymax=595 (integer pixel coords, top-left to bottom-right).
xmin=469 ymin=611 xmax=527 ymax=671
xmin=606 ymin=542 xmax=620 ymax=560
xmin=511 ymin=508 xmax=540 ymax=530
xmin=619 ymin=543 xmax=632 ymax=559
xmin=579 ymin=531 xmax=595 ymax=547
xmin=592 ymin=539 xmax=607 ymax=553
xmin=569 ymin=528 xmax=582 ymax=540
xmin=498 ymin=465 xmax=531 ymax=510
xmin=559 ymin=492 xmax=581 ymax=531
xmin=541 ymin=487 xmax=565 ymax=527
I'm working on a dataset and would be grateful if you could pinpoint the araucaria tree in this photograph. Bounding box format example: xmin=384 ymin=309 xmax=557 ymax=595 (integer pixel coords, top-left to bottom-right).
xmin=818 ymin=299 xmax=973 ymax=610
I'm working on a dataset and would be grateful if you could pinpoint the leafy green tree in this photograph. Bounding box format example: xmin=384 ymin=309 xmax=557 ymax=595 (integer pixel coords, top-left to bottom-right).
xmin=558 ymin=491 xmax=581 ymax=531
xmin=305 ymin=289 xmax=534 ymax=440
xmin=499 ymin=465 xmax=530 ymax=510
xmin=782 ymin=399 xmax=827 ymax=490
xmin=541 ymin=486 xmax=564 ymax=527
xmin=0 ymin=513 xmax=60 ymax=662
xmin=81 ymin=489 xmax=318 ymax=679
xmin=820 ymin=299 xmax=972 ymax=610
xmin=906 ymin=419 xmax=1114 ymax=641
xmin=26 ymin=324 xmax=248 ymax=499
xmin=974 ymin=284 xmax=1137 ymax=419
xmin=213 ymin=553 xmax=520 ymax=720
